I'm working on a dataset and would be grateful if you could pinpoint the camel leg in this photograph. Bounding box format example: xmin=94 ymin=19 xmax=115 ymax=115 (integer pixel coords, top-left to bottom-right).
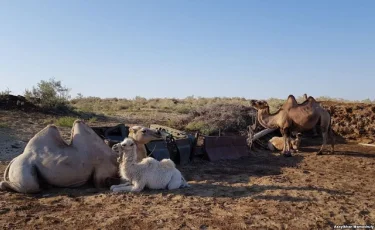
xmin=111 ymin=185 xmax=133 ymax=193
xmin=281 ymin=129 xmax=292 ymax=157
xmin=167 ymin=172 xmax=183 ymax=190
xmin=329 ymin=128 xmax=335 ymax=154
xmin=0 ymin=165 xmax=41 ymax=193
xmin=112 ymin=181 xmax=145 ymax=193
xmin=93 ymin=164 xmax=118 ymax=189
xmin=317 ymin=129 xmax=328 ymax=155
xmin=280 ymin=129 xmax=287 ymax=154
xmin=312 ymin=126 xmax=319 ymax=138
xmin=110 ymin=183 xmax=132 ymax=191
xmin=129 ymin=181 xmax=146 ymax=192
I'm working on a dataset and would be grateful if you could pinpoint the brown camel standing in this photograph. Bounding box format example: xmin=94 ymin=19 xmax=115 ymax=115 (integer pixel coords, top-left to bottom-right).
xmin=251 ymin=95 xmax=335 ymax=156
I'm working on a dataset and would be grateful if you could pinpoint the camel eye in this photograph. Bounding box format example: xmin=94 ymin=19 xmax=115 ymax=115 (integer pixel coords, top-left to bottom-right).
xmin=130 ymin=143 xmax=134 ymax=146
xmin=141 ymin=130 xmax=146 ymax=134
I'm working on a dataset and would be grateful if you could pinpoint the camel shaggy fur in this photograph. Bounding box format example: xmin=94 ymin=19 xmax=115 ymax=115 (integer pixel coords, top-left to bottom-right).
xmin=268 ymin=133 xmax=302 ymax=152
xmin=251 ymin=95 xmax=335 ymax=156
xmin=0 ymin=120 xmax=118 ymax=193
xmin=110 ymin=138 xmax=190 ymax=193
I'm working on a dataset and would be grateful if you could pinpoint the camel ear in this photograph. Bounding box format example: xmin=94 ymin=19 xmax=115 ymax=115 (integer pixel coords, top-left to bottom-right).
xmin=112 ymin=143 xmax=120 ymax=152
xmin=129 ymin=126 xmax=142 ymax=135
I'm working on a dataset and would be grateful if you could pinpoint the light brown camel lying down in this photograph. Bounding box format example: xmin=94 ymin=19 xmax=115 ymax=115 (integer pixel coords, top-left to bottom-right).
xmin=0 ymin=120 xmax=119 ymax=193
xmin=104 ymin=125 xmax=164 ymax=163
xmin=268 ymin=133 xmax=302 ymax=152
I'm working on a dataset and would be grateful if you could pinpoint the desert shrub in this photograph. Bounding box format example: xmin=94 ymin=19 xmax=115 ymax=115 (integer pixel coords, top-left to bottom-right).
xmin=266 ymin=98 xmax=285 ymax=113
xmin=0 ymin=122 xmax=8 ymax=128
xmin=185 ymin=103 xmax=256 ymax=135
xmin=185 ymin=121 xmax=219 ymax=135
xmin=88 ymin=117 xmax=98 ymax=123
xmin=24 ymin=78 xmax=71 ymax=110
xmin=0 ymin=88 xmax=11 ymax=96
xmin=175 ymin=104 xmax=192 ymax=114
xmin=55 ymin=116 xmax=76 ymax=127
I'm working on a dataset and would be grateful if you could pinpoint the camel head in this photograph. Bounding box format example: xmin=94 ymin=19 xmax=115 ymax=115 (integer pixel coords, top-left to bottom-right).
xmin=291 ymin=132 xmax=303 ymax=151
xmin=113 ymin=137 xmax=135 ymax=152
xmin=250 ymin=100 xmax=269 ymax=110
xmin=112 ymin=138 xmax=137 ymax=162
xmin=128 ymin=126 xmax=163 ymax=144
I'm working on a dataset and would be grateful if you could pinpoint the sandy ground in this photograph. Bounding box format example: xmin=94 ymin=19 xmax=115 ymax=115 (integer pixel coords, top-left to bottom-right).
xmin=0 ymin=111 xmax=374 ymax=229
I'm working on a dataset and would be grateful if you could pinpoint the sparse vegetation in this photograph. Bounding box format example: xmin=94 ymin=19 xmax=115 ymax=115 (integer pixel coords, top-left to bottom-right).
xmin=2 ymin=79 xmax=375 ymax=137
xmin=0 ymin=122 xmax=8 ymax=128
xmin=24 ymin=78 xmax=71 ymax=110
xmin=185 ymin=103 xmax=256 ymax=135
xmin=55 ymin=116 xmax=77 ymax=127
xmin=0 ymin=88 xmax=11 ymax=96
xmin=88 ymin=117 xmax=98 ymax=123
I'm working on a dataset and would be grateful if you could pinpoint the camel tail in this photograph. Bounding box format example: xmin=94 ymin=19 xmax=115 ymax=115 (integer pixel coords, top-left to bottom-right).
xmin=3 ymin=158 xmax=16 ymax=182
xmin=180 ymin=175 xmax=190 ymax=188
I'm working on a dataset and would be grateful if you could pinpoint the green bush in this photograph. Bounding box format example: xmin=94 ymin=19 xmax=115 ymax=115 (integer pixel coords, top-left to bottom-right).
xmin=0 ymin=88 xmax=11 ymax=96
xmin=185 ymin=121 xmax=218 ymax=135
xmin=24 ymin=78 xmax=71 ymax=110
xmin=55 ymin=116 xmax=77 ymax=127
xmin=88 ymin=117 xmax=98 ymax=123
xmin=0 ymin=122 xmax=9 ymax=128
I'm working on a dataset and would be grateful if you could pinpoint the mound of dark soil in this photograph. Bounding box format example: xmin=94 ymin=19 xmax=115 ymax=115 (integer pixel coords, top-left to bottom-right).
xmin=0 ymin=94 xmax=40 ymax=112
xmin=321 ymin=102 xmax=375 ymax=143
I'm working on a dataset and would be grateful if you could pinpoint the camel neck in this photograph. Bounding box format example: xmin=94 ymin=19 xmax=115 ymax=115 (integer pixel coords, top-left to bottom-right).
xmin=123 ymin=152 xmax=137 ymax=165
xmin=257 ymin=108 xmax=281 ymax=129
xmin=135 ymin=143 xmax=148 ymax=161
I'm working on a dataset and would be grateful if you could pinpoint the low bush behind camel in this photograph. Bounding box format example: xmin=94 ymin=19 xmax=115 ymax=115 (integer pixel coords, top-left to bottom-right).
xmin=251 ymin=95 xmax=335 ymax=156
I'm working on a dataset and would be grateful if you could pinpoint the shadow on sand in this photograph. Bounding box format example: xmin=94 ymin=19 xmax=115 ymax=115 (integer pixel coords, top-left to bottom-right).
xmin=4 ymin=151 xmax=306 ymax=201
xmin=147 ymin=183 xmax=352 ymax=202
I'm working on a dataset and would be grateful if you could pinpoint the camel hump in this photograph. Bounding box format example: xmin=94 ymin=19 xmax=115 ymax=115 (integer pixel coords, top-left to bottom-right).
xmin=307 ymin=96 xmax=317 ymax=102
xmin=283 ymin=95 xmax=298 ymax=109
xmin=286 ymin=95 xmax=297 ymax=103
xmin=160 ymin=159 xmax=176 ymax=169
xmin=28 ymin=124 xmax=65 ymax=146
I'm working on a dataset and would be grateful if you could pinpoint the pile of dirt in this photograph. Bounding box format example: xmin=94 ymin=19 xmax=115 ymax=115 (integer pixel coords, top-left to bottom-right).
xmin=0 ymin=94 xmax=40 ymax=112
xmin=321 ymin=101 xmax=375 ymax=143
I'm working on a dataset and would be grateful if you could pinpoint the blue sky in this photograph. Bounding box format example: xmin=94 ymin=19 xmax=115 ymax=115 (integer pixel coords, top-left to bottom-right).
xmin=1 ymin=1 xmax=374 ymax=100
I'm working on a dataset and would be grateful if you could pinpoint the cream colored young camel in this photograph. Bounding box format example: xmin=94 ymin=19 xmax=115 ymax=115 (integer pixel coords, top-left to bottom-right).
xmin=251 ymin=95 xmax=335 ymax=156
xmin=0 ymin=120 xmax=119 ymax=193
xmin=110 ymin=138 xmax=189 ymax=193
